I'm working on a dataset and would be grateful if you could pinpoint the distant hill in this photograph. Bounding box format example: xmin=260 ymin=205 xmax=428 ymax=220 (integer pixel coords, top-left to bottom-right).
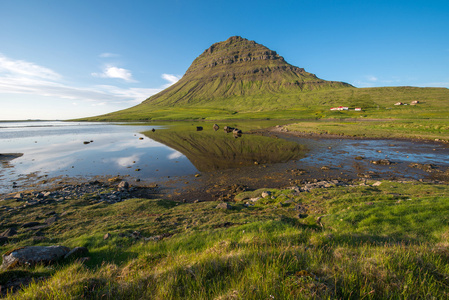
xmin=81 ymin=36 xmax=449 ymax=121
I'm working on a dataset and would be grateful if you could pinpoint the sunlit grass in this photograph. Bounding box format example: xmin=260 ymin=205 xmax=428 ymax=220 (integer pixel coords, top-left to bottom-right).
xmin=286 ymin=119 xmax=449 ymax=141
xmin=1 ymin=181 xmax=449 ymax=298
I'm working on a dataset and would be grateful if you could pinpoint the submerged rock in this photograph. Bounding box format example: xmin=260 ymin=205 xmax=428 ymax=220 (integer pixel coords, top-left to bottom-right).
xmin=408 ymin=163 xmax=436 ymax=172
xmin=371 ymin=159 xmax=392 ymax=165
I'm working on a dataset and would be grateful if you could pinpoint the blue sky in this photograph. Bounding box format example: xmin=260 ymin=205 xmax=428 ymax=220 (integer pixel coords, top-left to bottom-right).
xmin=1 ymin=0 xmax=448 ymax=120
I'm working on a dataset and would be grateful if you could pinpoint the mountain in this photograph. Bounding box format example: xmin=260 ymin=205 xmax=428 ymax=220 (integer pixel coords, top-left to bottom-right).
xmin=82 ymin=36 xmax=449 ymax=121
xmin=87 ymin=36 xmax=354 ymax=120
xmin=140 ymin=36 xmax=352 ymax=107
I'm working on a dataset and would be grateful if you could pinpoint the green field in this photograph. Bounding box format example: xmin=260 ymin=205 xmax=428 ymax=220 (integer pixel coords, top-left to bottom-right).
xmin=80 ymin=86 xmax=449 ymax=123
xmin=285 ymin=119 xmax=449 ymax=141
xmin=2 ymin=181 xmax=449 ymax=299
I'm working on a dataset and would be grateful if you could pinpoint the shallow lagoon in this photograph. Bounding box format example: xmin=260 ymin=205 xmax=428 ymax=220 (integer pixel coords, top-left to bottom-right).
xmin=1 ymin=121 xmax=448 ymax=194
xmin=0 ymin=121 xmax=196 ymax=193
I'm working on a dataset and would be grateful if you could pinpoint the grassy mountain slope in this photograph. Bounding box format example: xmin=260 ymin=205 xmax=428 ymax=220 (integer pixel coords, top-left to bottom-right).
xmin=87 ymin=86 xmax=449 ymax=121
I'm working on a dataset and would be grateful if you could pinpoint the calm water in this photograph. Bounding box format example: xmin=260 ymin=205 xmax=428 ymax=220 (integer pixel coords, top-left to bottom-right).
xmin=0 ymin=121 xmax=196 ymax=193
xmin=1 ymin=121 xmax=448 ymax=194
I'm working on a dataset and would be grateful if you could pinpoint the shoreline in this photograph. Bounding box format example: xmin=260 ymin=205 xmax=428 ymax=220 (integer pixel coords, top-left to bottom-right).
xmin=1 ymin=124 xmax=448 ymax=201
xmin=265 ymin=124 xmax=449 ymax=145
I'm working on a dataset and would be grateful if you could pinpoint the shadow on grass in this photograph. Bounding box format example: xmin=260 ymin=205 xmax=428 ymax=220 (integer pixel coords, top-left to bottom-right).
xmin=83 ymin=248 xmax=139 ymax=268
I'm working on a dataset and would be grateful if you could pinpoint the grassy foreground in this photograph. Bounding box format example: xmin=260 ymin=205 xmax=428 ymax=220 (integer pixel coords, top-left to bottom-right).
xmin=1 ymin=181 xmax=449 ymax=299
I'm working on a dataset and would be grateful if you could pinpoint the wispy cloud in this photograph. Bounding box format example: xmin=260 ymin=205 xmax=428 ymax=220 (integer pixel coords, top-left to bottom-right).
xmin=99 ymin=52 xmax=119 ymax=58
xmin=0 ymin=53 xmax=61 ymax=80
xmin=92 ymin=65 xmax=136 ymax=82
xmin=162 ymin=73 xmax=181 ymax=87
xmin=352 ymin=75 xmax=403 ymax=88
xmin=0 ymin=53 xmax=166 ymax=107
xmin=168 ymin=151 xmax=184 ymax=160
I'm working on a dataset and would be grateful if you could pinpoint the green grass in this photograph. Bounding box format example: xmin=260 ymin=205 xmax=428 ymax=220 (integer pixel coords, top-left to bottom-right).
xmin=285 ymin=119 xmax=449 ymax=141
xmin=2 ymin=181 xmax=449 ymax=298
xmin=78 ymin=86 xmax=449 ymax=122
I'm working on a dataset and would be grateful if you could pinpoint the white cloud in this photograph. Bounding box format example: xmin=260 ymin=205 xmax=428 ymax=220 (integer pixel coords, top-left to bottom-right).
xmin=0 ymin=53 xmax=179 ymax=119
xmin=0 ymin=53 xmax=61 ymax=80
xmin=162 ymin=73 xmax=181 ymax=87
xmin=99 ymin=53 xmax=119 ymax=58
xmin=115 ymin=154 xmax=141 ymax=167
xmin=92 ymin=65 xmax=136 ymax=82
xmin=168 ymin=151 xmax=184 ymax=160
xmin=353 ymin=75 xmax=405 ymax=88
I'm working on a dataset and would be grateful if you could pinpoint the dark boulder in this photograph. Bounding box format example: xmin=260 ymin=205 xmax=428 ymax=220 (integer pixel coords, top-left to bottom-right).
xmin=224 ymin=126 xmax=234 ymax=133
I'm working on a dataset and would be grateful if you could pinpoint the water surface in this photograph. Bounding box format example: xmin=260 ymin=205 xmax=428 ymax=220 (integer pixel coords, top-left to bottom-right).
xmin=1 ymin=121 xmax=448 ymax=194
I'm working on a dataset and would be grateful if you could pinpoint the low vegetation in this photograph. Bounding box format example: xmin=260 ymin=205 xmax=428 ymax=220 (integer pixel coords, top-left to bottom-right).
xmin=285 ymin=119 xmax=449 ymax=141
xmin=1 ymin=180 xmax=449 ymax=299
xmin=79 ymin=86 xmax=449 ymax=122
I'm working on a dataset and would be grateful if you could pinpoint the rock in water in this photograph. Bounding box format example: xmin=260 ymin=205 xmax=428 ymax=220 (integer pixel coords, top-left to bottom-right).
xmin=1 ymin=246 xmax=70 ymax=270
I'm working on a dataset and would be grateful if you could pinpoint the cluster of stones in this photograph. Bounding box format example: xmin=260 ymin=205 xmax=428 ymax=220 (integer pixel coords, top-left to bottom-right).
xmin=1 ymin=180 xmax=135 ymax=213
xmin=289 ymin=180 xmax=349 ymax=193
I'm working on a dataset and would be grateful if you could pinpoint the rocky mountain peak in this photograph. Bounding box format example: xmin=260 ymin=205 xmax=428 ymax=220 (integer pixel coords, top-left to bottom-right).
xmin=131 ymin=36 xmax=353 ymax=108
xmin=185 ymin=36 xmax=287 ymax=75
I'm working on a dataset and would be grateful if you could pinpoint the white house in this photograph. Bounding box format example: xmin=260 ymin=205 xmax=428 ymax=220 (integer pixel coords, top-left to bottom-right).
xmin=330 ymin=106 xmax=349 ymax=111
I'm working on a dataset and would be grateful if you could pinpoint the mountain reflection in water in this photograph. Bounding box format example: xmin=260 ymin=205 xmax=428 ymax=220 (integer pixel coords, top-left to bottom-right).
xmin=144 ymin=129 xmax=308 ymax=172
